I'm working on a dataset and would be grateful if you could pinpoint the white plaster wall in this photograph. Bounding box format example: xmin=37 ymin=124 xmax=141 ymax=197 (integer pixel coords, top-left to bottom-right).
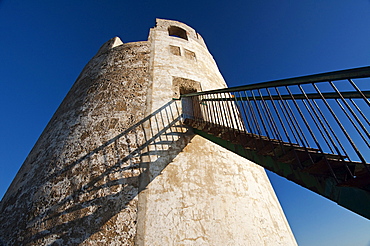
xmin=136 ymin=19 xmax=297 ymax=245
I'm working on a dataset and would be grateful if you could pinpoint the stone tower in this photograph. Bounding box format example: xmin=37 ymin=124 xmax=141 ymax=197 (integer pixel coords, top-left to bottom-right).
xmin=0 ymin=19 xmax=297 ymax=245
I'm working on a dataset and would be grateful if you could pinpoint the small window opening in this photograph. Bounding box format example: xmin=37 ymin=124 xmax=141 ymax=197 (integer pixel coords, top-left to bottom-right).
xmin=168 ymin=26 xmax=188 ymax=40
xmin=180 ymin=87 xmax=197 ymax=95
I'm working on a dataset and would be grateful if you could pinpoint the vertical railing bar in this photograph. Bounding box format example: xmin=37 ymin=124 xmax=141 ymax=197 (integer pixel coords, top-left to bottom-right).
xmin=237 ymin=91 xmax=253 ymax=133
xmin=311 ymin=99 xmax=350 ymax=159
xmin=169 ymin=103 xmax=177 ymax=142
xmin=216 ymin=93 xmax=227 ymax=129
xmin=234 ymin=92 xmax=247 ymax=132
xmin=199 ymin=95 xmax=206 ymax=123
xmin=285 ymin=85 xmax=327 ymax=171
xmin=208 ymin=94 xmax=216 ymax=125
xmin=334 ymin=98 xmax=370 ymax=148
xmin=221 ymin=92 xmax=233 ymax=129
xmin=252 ymin=89 xmax=274 ymax=153
xmin=164 ymin=105 xmax=174 ymax=142
xmin=298 ymin=85 xmax=336 ymax=154
xmin=349 ymin=98 xmax=370 ymax=125
xmin=267 ymin=88 xmax=290 ymax=142
xmin=153 ymin=114 xmax=163 ymax=151
xmin=312 ymin=82 xmax=367 ymax=165
xmin=148 ymin=117 xmax=157 ymax=153
xmin=221 ymin=92 xmax=237 ymax=144
xmin=348 ymin=79 xmax=370 ymax=107
xmin=193 ymin=95 xmax=201 ymax=122
xmin=266 ymin=88 xmax=292 ymax=154
xmin=211 ymin=94 xmax=221 ymax=127
xmin=298 ymin=85 xmax=345 ymax=179
xmin=243 ymin=90 xmax=259 ymax=135
xmin=284 ymin=96 xmax=311 ymax=147
xmin=248 ymin=91 xmax=264 ymax=137
xmin=257 ymin=88 xmax=279 ymax=157
xmin=310 ymin=98 xmax=355 ymax=178
xmin=204 ymin=94 xmax=212 ymax=124
xmin=256 ymin=90 xmax=273 ymax=138
xmin=330 ymin=81 xmax=370 ymax=142
xmin=274 ymin=87 xmax=305 ymax=169
xmin=275 ymin=87 xmax=306 ymax=147
xmin=174 ymin=98 xmax=180 ymax=117
xmin=227 ymin=93 xmax=241 ymax=132
xmin=159 ymin=109 xmax=169 ymax=145
xmin=243 ymin=90 xmax=262 ymax=150
xmin=258 ymin=89 xmax=282 ymax=141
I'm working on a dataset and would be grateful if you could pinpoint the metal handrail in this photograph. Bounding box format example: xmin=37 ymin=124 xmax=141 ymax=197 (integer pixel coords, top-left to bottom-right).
xmin=181 ymin=66 xmax=370 ymax=186
xmin=181 ymin=66 xmax=370 ymax=97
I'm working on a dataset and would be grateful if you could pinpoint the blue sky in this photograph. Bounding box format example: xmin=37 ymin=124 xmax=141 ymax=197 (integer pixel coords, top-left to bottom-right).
xmin=0 ymin=0 xmax=369 ymax=245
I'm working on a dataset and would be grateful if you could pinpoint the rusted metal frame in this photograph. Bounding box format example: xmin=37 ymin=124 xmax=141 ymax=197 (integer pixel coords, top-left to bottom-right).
xmin=349 ymin=98 xmax=370 ymax=126
xmin=286 ymin=85 xmax=329 ymax=172
xmin=348 ymin=79 xmax=370 ymax=107
xmin=298 ymin=84 xmax=343 ymax=180
xmin=329 ymin=81 xmax=370 ymax=146
xmin=182 ymin=66 xmax=370 ymax=97
xmin=312 ymin=83 xmax=367 ymax=165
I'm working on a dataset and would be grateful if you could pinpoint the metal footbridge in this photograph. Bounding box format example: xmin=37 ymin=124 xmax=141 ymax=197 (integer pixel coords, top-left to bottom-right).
xmin=180 ymin=66 xmax=370 ymax=219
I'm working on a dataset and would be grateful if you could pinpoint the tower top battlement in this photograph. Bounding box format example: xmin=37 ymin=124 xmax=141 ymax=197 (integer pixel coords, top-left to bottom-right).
xmin=153 ymin=18 xmax=206 ymax=47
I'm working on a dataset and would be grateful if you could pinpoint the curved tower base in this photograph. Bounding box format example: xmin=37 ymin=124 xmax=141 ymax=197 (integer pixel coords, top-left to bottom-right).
xmin=0 ymin=19 xmax=296 ymax=245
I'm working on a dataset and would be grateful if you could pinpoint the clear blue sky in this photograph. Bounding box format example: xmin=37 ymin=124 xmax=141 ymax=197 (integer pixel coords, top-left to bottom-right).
xmin=1 ymin=1 xmax=369 ymax=245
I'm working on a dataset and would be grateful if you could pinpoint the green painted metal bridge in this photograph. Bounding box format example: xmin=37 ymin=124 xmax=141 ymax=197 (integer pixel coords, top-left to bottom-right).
xmin=181 ymin=66 xmax=370 ymax=219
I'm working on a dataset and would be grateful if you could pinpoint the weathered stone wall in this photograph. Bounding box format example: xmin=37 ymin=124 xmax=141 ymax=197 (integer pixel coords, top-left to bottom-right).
xmin=0 ymin=38 xmax=152 ymax=245
xmin=0 ymin=18 xmax=297 ymax=246
xmin=135 ymin=18 xmax=297 ymax=245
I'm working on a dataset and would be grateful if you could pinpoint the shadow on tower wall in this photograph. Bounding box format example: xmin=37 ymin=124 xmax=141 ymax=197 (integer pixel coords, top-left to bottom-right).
xmin=14 ymin=100 xmax=193 ymax=245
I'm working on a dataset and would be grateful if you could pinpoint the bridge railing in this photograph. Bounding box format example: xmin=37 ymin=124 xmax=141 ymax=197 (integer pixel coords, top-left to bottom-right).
xmin=181 ymin=66 xmax=370 ymax=183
